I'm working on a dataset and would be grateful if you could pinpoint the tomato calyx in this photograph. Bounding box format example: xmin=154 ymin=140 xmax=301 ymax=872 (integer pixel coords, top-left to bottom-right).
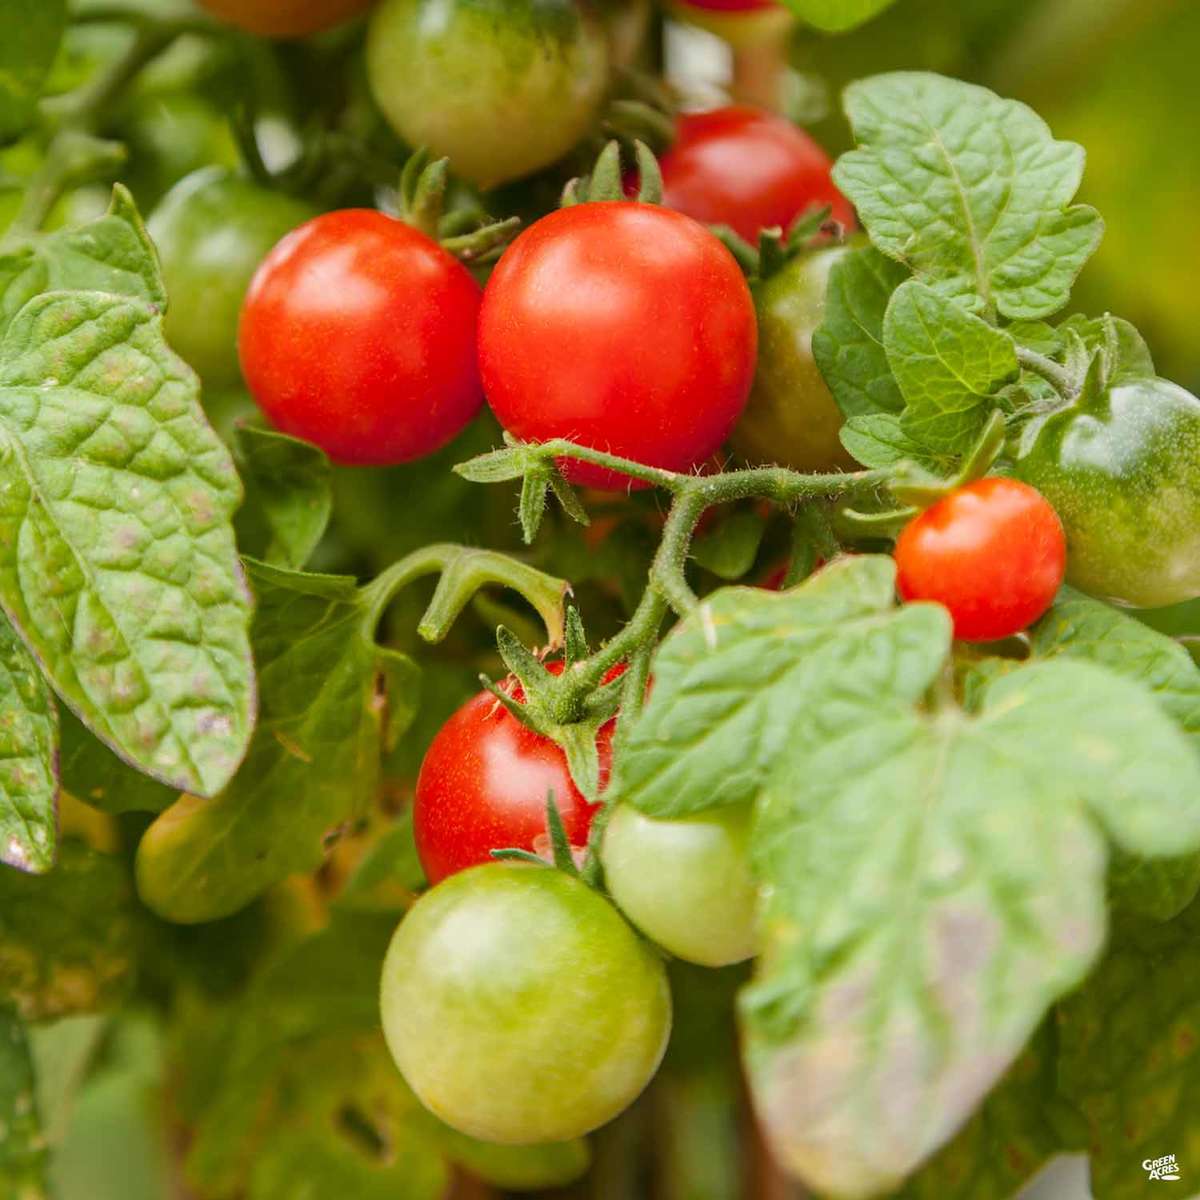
xmin=391 ymin=147 xmax=521 ymax=263
xmin=490 ymin=790 xmax=586 ymax=878
xmin=712 ymin=203 xmax=847 ymax=280
xmin=562 ymin=139 xmax=663 ymax=206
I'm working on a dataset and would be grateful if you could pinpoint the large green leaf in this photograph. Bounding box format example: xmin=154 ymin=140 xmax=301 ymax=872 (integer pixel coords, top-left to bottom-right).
xmin=1031 ymin=589 xmax=1200 ymax=919
xmin=743 ymin=658 xmax=1200 ymax=1198
xmin=611 ymin=557 xmax=951 ymax=818
xmin=812 ymin=243 xmax=907 ymax=420
xmin=0 ymin=187 xmax=166 ymax=337
xmin=884 ymin=280 xmax=1018 ymax=453
xmin=135 ymin=562 xmax=418 ymax=923
xmin=0 ymin=1004 xmax=48 ymax=1197
xmin=0 ymin=0 xmax=66 ymax=142
xmin=0 ymin=288 xmax=254 ymax=798
xmin=834 ymin=73 xmax=1103 ymax=319
xmin=0 ymin=842 xmax=136 ymax=1021
xmin=1057 ymin=896 xmax=1200 ymax=1199
xmin=0 ymin=611 xmax=57 ymax=872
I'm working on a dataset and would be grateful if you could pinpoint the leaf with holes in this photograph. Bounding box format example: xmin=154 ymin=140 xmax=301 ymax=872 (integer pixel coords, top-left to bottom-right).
xmin=0 ymin=289 xmax=254 ymax=797
xmin=743 ymin=658 xmax=1200 ymax=1198
xmin=0 ymin=611 xmax=57 ymax=872
xmin=135 ymin=561 xmax=418 ymax=923
xmin=834 ymin=73 xmax=1103 ymax=319
xmin=610 ymin=556 xmax=951 ymax=818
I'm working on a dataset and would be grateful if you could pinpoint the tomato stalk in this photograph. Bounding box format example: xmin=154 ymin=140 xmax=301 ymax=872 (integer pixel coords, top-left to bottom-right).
xmin=1014 ymin=344 xmax=1082 ymax=400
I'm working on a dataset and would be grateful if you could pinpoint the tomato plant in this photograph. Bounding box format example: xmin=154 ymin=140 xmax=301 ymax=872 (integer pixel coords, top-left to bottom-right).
xmin=366 ymin=0 xmax=610 ymax=189
xmin=479 ymin=202 xmax=758 ymax=489
xmin=149 ymin=168 xmax=316 ymax=387
xmin=380 ymin=863 xmax=671 ymax=1143
xmin=239 ymin=208 xmax=484 ymax=465
xmin=6 ymin=7 xmax=1200 ymax=1200
xmin=660 ymin=107 xmax=855 ymax=242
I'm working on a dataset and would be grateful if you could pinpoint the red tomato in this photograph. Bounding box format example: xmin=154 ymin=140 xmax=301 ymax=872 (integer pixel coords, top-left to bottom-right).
xmin=198 ymin=0 xmax=371 ymax=37
xmin=413 ymin=663 xmax=621 ymax=884
xmin=478 ymin=203 xmax=757 ymax=491
xmin=239 ymin=209 xmax=482 ymax=466
xmin=658 ymin=107 xmax=855 ymax=243
xmin=894 ymin=478 xmax=1067 ymax=642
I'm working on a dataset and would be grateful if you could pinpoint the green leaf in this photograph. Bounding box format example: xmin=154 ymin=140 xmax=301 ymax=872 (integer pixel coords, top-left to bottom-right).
xmin=889 ymin=1022 xmax=1084 ymax=1200
xmin=691 ymin=508 xmax=767 ymax=580
xmin=334 ymin=812 xmax=426 ymax=912
xmin=1030 ymin=588 xmax=1200 ymax=918
xmin=0 ymin=842 xmax=137 ymax=1021
xmin=884 ymin=281 xmax=1018 ymax=453
xmin=56 ymin=704 xmax=175 ymax=816
xmin=834 ymin=72 xmax=1104 ymax=319
xmin=743 ymin=658 xmax=1200 ymax=1198
xmin=1057 ymin=896 xmax=1200 ymax=1199
xmin=0 ymin=611 xmax=57 ymax=873
xmin=611 ymin=556 xmax=952 ymax=818
xmin=839 ymin=413 xmax=953 ymax=472
xmin=135 ymin=561 xmax=418 ymax=923
xmin=0 ymin=288 xmax=254 ymax=798
xmin=233 ymin=425 xmax=331 ymax=570
xmin=0 ymin=0 xmax=66 ymax=142
xmin=812 ymin=243 xmax=908 ymax=420
xmin=1058 ymin=313 xmax=1155 ymax=386
xmin=0 ymin=186 xmax=166 ymax=336
xmin=782 ymin=0 xmax=898 ymax=33
xmin=0 ymin=1004 xmax=48 ymax=1197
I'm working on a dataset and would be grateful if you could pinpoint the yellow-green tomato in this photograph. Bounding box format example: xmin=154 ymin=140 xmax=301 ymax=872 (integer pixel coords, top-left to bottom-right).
xmin=380 ymin=863 xmax=671 ymax=1144
xmin=602 ymin=804 xmax=759 ymax=967
xmin=366 ymin=0 xmax=609 ymax=190
xmin=148 ymin=168 xmax=315 ymax=386
xmin=731 ymin=244 xmax=857 ymax=473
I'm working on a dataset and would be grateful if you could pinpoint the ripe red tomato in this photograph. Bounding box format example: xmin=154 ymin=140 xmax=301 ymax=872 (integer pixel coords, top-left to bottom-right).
xmin=894 ymin=477 xmax=1067 ymax=642
xmin=239 ymin=210 xmax=483 ymax=466
xmin=659 ymin=107 xmax=855 ymax=243
xmin=413 ymin=663 xmax=620 ymax=884
xmin=198 ymin=0 xmax=371 ymax=37
xmin=479 ymin=203 xmax=757 ymax=490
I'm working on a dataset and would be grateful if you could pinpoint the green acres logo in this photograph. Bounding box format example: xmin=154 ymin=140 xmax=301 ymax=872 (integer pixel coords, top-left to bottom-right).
xmin=1144 ymin=1154 xmax=1181 ymax=1182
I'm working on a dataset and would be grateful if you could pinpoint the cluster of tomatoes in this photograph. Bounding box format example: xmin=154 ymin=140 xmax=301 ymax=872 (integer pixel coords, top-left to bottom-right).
xmin=174 ymin=0 xmax=1088 ymax=1152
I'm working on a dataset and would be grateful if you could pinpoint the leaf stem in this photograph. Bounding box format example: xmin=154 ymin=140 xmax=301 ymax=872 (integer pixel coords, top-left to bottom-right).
xmin=1015 ymin=345 xmax=1079 ymax=400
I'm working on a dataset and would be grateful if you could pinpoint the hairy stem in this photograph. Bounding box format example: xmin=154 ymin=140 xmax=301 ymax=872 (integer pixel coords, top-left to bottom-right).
xmin=1015 ymin=345 xmax=1079 ymax=399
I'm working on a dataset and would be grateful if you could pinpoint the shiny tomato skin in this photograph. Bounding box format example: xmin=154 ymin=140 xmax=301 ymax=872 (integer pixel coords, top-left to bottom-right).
xmin=413 ymin=664 xmax=615 ymax=884
xmin=479 ymin=203 xmax=757 ymax=491
xmin=198 ymin=0 xmax=372 ymax=37
xmin=380 ymin=863 xmax=671 ymax=1143
xmin=660 ymin=106 xmax=855 ymax=243
xmin=895 ymin=477 xmax=1067 ymax=642
xmin=239 ymin=209 xmax=483 ymax=466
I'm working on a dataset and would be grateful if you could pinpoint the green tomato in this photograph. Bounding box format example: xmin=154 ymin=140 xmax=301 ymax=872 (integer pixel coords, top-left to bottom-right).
xmin=365 ymin=0 xmax=609 ymax=190
xmin=1013 ymin=377 xmax=1200 ymax=608
xmin=380 ymin=863 xmax=671 ymax=1144
xmin=438 ymin=1129 xmax=590 ymax=1191
xmin=148 ymin=168 xmax=315 ymax=387
xmin=602 ymin=804 xmax=758 ymax=967
xmin=731 ymin=244 xmax=857 ymax=473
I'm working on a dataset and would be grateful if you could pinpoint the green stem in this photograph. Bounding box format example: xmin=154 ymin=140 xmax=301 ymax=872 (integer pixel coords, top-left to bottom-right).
xmin=1015 ymin=345 xmax=1079 ymax=399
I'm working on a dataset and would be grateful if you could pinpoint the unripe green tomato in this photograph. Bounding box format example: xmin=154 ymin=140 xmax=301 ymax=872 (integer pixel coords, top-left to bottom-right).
xmin=732 ymin=243 xmax=856 ymax=473
xmin=148 ymin=168 xmax=315 ymax=386
xmin=380 ymin=864 xmax=671 ymax=1144
xmin=365 ymin=0 xmax=610 ymax=189
xmin=1013 ymin=377 xmax=1200 ymax=608
xmin=602 ymin=803 xmax=759 ymax=967
xmin=439 ymin=1129 xmax=590 ymax=1191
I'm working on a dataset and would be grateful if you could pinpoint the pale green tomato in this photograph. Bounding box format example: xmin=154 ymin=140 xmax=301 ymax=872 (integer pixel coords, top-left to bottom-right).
xmin=602 ymin=803 xmax=759 ymax=967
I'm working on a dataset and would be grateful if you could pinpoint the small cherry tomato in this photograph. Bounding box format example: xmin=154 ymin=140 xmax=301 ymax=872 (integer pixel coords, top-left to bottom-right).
xmin=602 ymin=803 xmax=759 ymax=966
xmin=198 ymin=0 xmax=372 ymax=37
xmin=659 ymin=106 xmax=855 ymax=243
xmin=239 ymin=209 xmax=483 ymax=466
xmin=894 ymin=477 xmax=1067 ymax=642
xmin=413 ymin=662 xmax=620 ymax=884
xmin=381 ymin=863 xmax=671 ymax=1143
xmin=479 ymin=202 xmax=757 ymax=490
